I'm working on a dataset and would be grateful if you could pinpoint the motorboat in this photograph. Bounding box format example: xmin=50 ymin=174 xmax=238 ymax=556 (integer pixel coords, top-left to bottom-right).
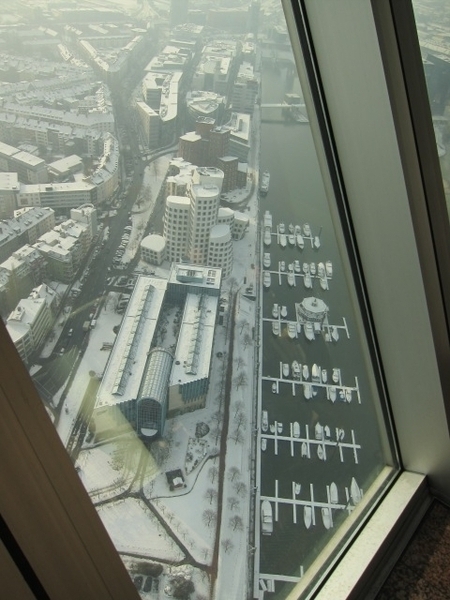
xmin=287 ymin=321 xmax=297 ymax=338
xmin=321 ymin=507 xmax=331 ymax=529
xmin=303 ymin=383 xmax=312 ymax=400
xmin=312 ymin=363 xmax=321 ymax=382
xmin=289 ymin=223 xmax=294 ymax=233
xmin=282 ymin=363 xmax=289 ymax=378
xmin=330 ymin=482 xmax=338 ymax=504
xmin=304 ymin=273 xmax=312 ymax=289
xmin=279 ymin=234 xmax=287 ymax=248
xmin=302 ymin=262 xmax=309 ymax=273
xmin=350 ymin=477 xmax=362 ymax=505
xmin=280 ymin=260 xmax=285 ymax=271
xmin=331 ymin=326 xmax=339 ymax=341
xmin=329 ymin=386 xmax=337 ymax=402
xmin=337 ymin=428 xmax=345 ymax=441
xmin=304 ymin=321 xmax=315 ymax=340
xmin=296 ymin=322 xmax=302 ymax=334
xmin=288 ymin=234 xmax=296 ymax=246
xmin=261 ymin=500 xmax=273 ymax=535
xmin=301 ymin=442 xmax=308 ymax=458
xmin=263 ymin=252 xmax=271 ymax=268
xmin=272 ymin=321 xmax=280 ymax=336
xmin=297 ymin=233 xmax=305 ymax=249
xmin=295 ymin=482 xmax=301 ymax=495
xmin=310 ymin=262 xmax=316 ymax=275
xmin=332 ymin=368 xmax=340 ymax=383
xmin=315 ymin=422 xmax=324 ymax=440
xmin=293 ymin=421 xmax=300 ymax=437
xmin=303 ymin=222 xmax=312 ymax=237
xmin=304 ymin=505 xmax=312 ymax=529
xmin=261 ymin=438 xmax=267 ymax=451
xmin=279 ymin=222 xmax=285 ymax=234
xmin=292 ymin=361 xmax=301 ymax=378
xmin=317 ymin=444 xmax=326 ymax=461
xmin=318 ymin=262 xmax=325 ymax=277
xmin=322 ymin=369 xmax=328 ymax=383
xmin=272 ymin=382 xmax=277 ymax=393
xmin=294 ymin=260 xmax=301 ymax=273
xmin=260 ymin=172 xmax=270 ymax=195
xmin=264 ymin=210 xmax=273 ymax=228
xmin=277 ymin=422 xmax=283 ymax=434
xmin=262 ymin=410 xmax=268 ymax=432
xmin=320 ymin=275 xmax=328 ymax=290
xmin=302 ymin=364 xmax=309 ymax=380
xmin=264 ymin=227 xmax=272 ymax=246
xmin=280 ymin=305 xmax=287 ymax=318
xmin=272 ymin=303 xmax=279 ymax=318
xmin=287 ymin=271 xmax=295 ymax=287
xmin=345 ymin=388 xmax=352 ymax=403
xmin=324 ymin=425 xmax=331 ymax=438
xmin=314 ymin=235 xmax=321 ymax=249
xmin=326 ymin=260 xmax=333 ymax=277
xmin=263 ymin=271 xmax=271 ymax=288
xmin=270 ymin=424 xmax=276 ymax=434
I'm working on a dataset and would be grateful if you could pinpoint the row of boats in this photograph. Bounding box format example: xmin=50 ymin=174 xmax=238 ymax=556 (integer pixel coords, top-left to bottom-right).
xmin=263 ymin=259 xmax=332 ymax=290
xmin=263 ymin=212 xmax=321 ymax=249
xmin=271 ymin=318 xmax=336 ymax=342
xmin=261 ymin=477 xmax=362 ymax=534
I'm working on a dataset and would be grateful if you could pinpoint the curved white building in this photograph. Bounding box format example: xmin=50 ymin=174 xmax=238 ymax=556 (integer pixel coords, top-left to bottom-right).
xmin=163 ymin=195 xmax=190 ymax=262
xmin=140 ymin=234 xmax=166 ymax=265
xmin=208 ymin=223 xmax=233 ymax=277
xmin=187 ymin=178 xmax=221 ymax=265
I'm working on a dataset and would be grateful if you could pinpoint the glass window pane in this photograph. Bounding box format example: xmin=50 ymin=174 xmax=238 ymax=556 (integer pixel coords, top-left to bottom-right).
xmin=0 ymin=2 xmax=399 ymax=599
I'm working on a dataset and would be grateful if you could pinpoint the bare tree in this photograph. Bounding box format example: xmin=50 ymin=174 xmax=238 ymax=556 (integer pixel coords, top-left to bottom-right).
xmin=211 ymin=410 xmax=222 ymax=424
xmin=238 ymin=319 xmax=249 ymax=335
xmin=208 ymin=466 xmax=219 ymax=484
xmin=234 ymin=481 xmax=247 ymax=497
xmin=234 ymin=411 xmax=247 ymax=432
xmin=233 ymin=400 xmax=244 ymax=418
xmin=221 ymin=538 xmax=234 ymax=553
xmin=205 ymin=488 xmax=218 ymax=505
xmin=230 ymin=428 xmax=244 ymax=445
xmin=243 ymin=332 xmax=252 ymax=349
xmin=229 ymin=515 xmax=244 ymax=532
xmin=202 ymin=509 xmax=217 ymax=528
xmin=234 ymin=371 xmax=248 ymax=390
xmin=235 ymin=356 xmax=246 ymax=369
xmin=211 ymin=425 xmax=222 ymax=445
xmin=228 ymin=466 xmax=240 ymax=482
xmin=227 ymin=497 xmax=239 ymax=511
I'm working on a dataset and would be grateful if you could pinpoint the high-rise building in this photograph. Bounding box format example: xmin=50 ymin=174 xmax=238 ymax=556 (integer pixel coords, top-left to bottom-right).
xmin=170 ymin=0 xmax=189 ymax=29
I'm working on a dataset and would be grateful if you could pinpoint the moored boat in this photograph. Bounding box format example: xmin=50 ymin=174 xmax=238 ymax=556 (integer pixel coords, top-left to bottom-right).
xmin=261 ymin=500 xmax=273 ymax=534
xmin=331 ymin=326 xmax=339 ymax=341
xmin=279 ymin=222 xmax=285 ymax=234
xmin=280 ymin=260 xmax=285 ymax=271
xmin=272 ymin=303 xmax=279 ymax=318
xmin=297 ymin=233 xmax=305 ymax=249
xmin=263 ymin=252 xmax=271 ymax=268
xmin=325 ymin=260 xmax=333 ymax=277
xmin=294 ymin=259 xmax=301 ymax=273
xmin=303 ymin=383 xmax=312 ymax=400
xmin=288 ymin=233 xmax=295 ymax=246
xmin=279 ymin=233 xmax=287 ymax=248
xmin=288 ymin=223 xmax=294 ymax=233
xmin=295 ymin=482 xmax=301 ymax=495
xmin=321 ymin=507 xmax=331 ymax=529
xmin=311 ymin=363 xmax=321 ymax=382
xmin=272 ymin=320 xmax=280 ymax=336
xmin=350 ymin=477 xmax=362 ymax=505
xmin=270 ymin=424 xmax=276 ymax=434
xmin=315 ymin=422 xmax=324 ymax=440
xmin=332 ymin=368 xmax=340 ymax=383
xmin=280 ymin=305 xmax=287 ymax=318
xmin=263 ymin=271 xmax=271 ymax=288
xmin=293 ymin=421 xmax=300 ymax=437
xmin=303 ymin=222 xmax=311 ymax=237
xmin=317 ymin=444 xmax=326 ymax=461
xmin=321 ymin=369 xmax=328 ymax=383
xmin=324 ymin=425 xmax=331 ymax=438
xmin=282 ymin=363 xmax=289 ymax=378
xmin=310 ymin=262 xmax=316 ymax=275
xmin=277 ymin=422 xmax=283 ymax=434
xmin=262 ymin=410 xmax=268 ymax=432
xmin=302 ymin=262 xmax=309 ymax=273
xmin=304 ymin=321 xmax=315 ymax=340
xmin=260 ymin=171 xmax=270 ymax=195
xmin=330 ymin=482 xmax=338 ymax=504
xmin=317 ymin=262 xmax=325 ymax=277
xmin=304 ymin=505 xmax=312 ymax=529
xmin=304 ymin=273 xmax=312 ymax=289
xmin=264 ymin=210 xmax=272 ymax=228
xmin=261 ymin=438 xmax=267 ymax=451
xmin=264 ymin=227 xmax=271 ymax=246
xmin=320 ymin=275 xmax=328 ymax=290
xmin=292 ymin=361 xmax=301 ymax=378
xmin=287 ymin=321 xmax=297 ymax=338
xmin=345 ymin=388 xmax=352 ymax=403
xmin=329 ymin=386 xmax=337 ymax=402
xmin=272 ymin=382 xmax=277 ymax=393
xmin=314 ymin=235 xmax=321 ymax=249
xmin=302 ymin=364 xmax=309 ymax=380
xmin=287 ymin=271 xmax=295 ymax=287
xmin=301 ymin=441 xmax=308 ymax=458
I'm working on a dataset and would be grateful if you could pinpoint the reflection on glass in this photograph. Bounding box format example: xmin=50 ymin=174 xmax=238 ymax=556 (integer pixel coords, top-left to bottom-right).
xmin=0 ymin=1 xmax=398 ymax=598
xmin=412 ymin=0 xmax=450 ymax=215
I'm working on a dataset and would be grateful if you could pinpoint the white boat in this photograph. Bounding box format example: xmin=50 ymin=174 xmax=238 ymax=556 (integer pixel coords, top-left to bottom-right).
xmin=279 ymin=222 xmax=285 ymax=234
xmin=261 ymin=438 xmax=267 ymax=451
xmin=279 ymin=234 xmax=287 ymax=248
xmin=350 ymin=477 xmax=362 ymax=505
xmin=304 ymin=273 xmax=312 ymax=289
xmin=310 ymin=262 xmax=316 ymax=275
xmin=287 ymin=321 xmax=297 ymax=338
xmin=325 ymin=260 xmax=333 ymax=277
xmin=317 ymin=262 xmax=325 ymax=277
xmin=297 ymin=233 xmax=305 ymax=249
xmin=263 ymin=271 xmax=271 ymax=288
xmin=295 ymin=224 xmax=301 ymax=234
xmin=282 ymin=363 xmax=289 ymax=378
xmin=270 ymin=424 xmax=276 ymax=434
xmin=287 ymin=271 xmax=295 ymax=287
xmin=329 ymin=386 xmax=337 ymax=402
xmin=280 ymin=305 xmax=287 ymax=318
xmin=277 ymin=422 xmax=283 ymax=434
xmin=260 ymin=171 xmax=270 ymax=195
xmin=332 ymin=368 xmax=340 ymax=383
xmin=321 ymin=507 xmax=331 ymax=529
xmin=271 ymin=382 xmax=277 ymax=393
xmin=292 ymin=361 xmax=301 ymax=378
xmin=288 ymin=234 xmax=295 ymax=246
xmin=311 ymin=363 xmax=321 ymax=382
xmin=288 ymin=223 xmax=294 ymax=233
xmin=320 ymin=275 xmax=328 ymax=290
xmin=324 ymin=425 xmax=331 ymax=438
xmin=302 ymin=262 xmax=309 ymax=273
xmin=263 ymin=252 xmax=271 ymax=268
xmin=303 ymin=222 xmax=311 ymax=237
xmin=264 ymin=227 xmax=272 ymax=246
xmin=301 ymin=441 xmax=308 ymax=458
xmin=293 ymin=421 xmax=300 ymax=437
xmin=331 ymin=326 xmax=339 ymax=341
xmin=314 ymin=235 xmax=321 ymax=249
xmin=294 ymin=259 xmax=301 ymax=273
xmin=272 ymin=321 xmax=280 ymax=336
xmin=317 ymin=444 xmax=325 ymax=461
xmin=280 ymin=260 xmax=285 ymax=271
xmin=315 ymin=422 xmax=324 ymax=440
xmin=322 ymin=369 xmax=328 ymax=383
xmin=304 ymin=321 xmax=315 ymax=340
xmin=337 ymin=428 xmax=345 ymax=441
xmin=302 ymin=364 xmax=309 ymax=379
xmin=264 ymin=210 xmax=273 ymax=228
xmin=262 ymin=411 xmax=268 ymax=432
xmin=272 ymin=303 xmax=279 ymax=318
xmin=345 ymin=388 xmax=352 ymax=403
xmin=295 ymin=482 xmax=301 ymax=495
xmin=303 ymin=383 xmax=312 ymax=400
xmin=330 ymin=482 xmax=338 ymax=504
xmin=304 ymin=505 xmax=312 ymax=529
xmin=261 ymin=500 xmax=273 ymax=535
